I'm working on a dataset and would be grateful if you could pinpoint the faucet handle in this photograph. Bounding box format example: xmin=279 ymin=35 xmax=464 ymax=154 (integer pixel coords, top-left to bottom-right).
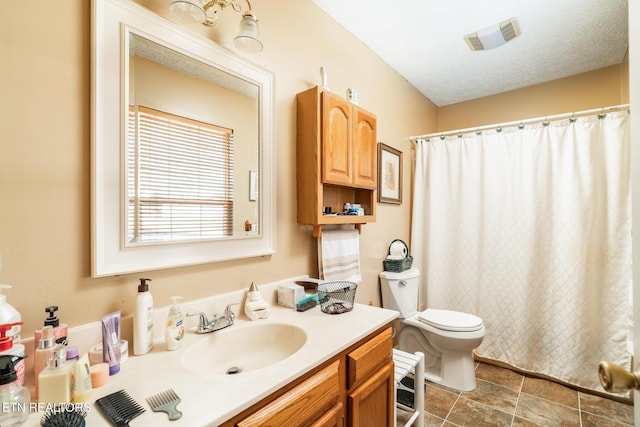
xmin=186 ymin=312 xmax=210 ymax=332
xmin=224 ymin=301 xmax=241 ymax=321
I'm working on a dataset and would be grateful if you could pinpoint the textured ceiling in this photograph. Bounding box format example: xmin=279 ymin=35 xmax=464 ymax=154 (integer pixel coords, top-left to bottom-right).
xmin=311 ymin=0 xmax=629 ymax=106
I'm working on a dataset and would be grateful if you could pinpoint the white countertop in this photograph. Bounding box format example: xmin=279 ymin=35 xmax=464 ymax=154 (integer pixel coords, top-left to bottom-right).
xmin=23 ymin=278 xmax=397 ymax=426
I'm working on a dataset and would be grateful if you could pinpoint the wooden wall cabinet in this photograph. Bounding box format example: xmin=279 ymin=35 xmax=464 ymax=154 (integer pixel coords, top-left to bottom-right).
xmin=297 ymin=86 xmax=378 ymax=237
xmin=223 ymin=325 xmax=393 ymax=427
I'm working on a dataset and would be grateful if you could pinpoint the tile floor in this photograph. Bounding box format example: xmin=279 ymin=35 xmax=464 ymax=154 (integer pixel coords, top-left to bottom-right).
xmin=397 ymin=361 xmax=634 ymax=426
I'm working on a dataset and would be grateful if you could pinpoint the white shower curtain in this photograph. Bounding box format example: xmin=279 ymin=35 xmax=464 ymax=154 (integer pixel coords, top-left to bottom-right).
xmin=411 ymin=112 xmax=631 ymax=391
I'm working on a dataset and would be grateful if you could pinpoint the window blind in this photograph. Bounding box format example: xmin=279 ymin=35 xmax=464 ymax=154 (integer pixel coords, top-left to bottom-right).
xmin=127 ymin=105 xmax=234 ymax=244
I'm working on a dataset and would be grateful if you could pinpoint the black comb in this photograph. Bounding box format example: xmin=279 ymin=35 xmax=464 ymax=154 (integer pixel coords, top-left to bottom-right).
xmin=96 ymin=389 xmax=146 ymax=427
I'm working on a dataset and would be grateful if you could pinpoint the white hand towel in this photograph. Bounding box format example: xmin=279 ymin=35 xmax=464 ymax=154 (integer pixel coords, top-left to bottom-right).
xmin=318 ymin=229 xmax=361 ymax=283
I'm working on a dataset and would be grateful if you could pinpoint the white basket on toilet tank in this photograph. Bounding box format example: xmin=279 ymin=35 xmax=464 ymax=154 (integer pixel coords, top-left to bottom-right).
xmin=379 ymin=267 xmax=485 ymax=391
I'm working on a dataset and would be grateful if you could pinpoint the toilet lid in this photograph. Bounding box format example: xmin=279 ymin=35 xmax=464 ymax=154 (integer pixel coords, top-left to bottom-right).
xmin=417 ymin=308 xmax=484 ymax=332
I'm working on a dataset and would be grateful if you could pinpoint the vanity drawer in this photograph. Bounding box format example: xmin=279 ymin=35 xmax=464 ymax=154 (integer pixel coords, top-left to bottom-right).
xmin=237 ymin=359 xmax=341 ymax=427
xmin=346 ymin=327 xmax=393 ymax=389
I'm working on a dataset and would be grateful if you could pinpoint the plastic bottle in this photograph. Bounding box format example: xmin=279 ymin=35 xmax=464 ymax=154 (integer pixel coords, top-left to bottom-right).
xmin=34 ymin=325 xmax=55 ymax=396
xmin=0 ymin=285 xmax=21 ymax=343
xmin=165 ymin=296 xmax=184 ymax=351
xmin=0 ymin=323 xmax=25 ymax=386
xmin=38 ymin=345 xmax=72 ymax=404
xmin=33 ymin=306 xmax=69 ymax=353
xmin=0 ymin=355 xmax=29 ymax=426
xmin=72 ymin=353 xmax=92 ymax=403
xmin=133 ymin=278 xmax=154 ymax=355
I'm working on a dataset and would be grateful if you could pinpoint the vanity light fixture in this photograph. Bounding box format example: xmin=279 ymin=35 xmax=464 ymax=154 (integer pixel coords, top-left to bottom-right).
xmin=464 ymin=17 xmax=520 ymax=51
xmin=169 ymin=0 xmax=263 ymax=53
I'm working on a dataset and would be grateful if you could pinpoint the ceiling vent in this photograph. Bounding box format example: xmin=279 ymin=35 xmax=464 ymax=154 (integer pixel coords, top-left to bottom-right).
xmin=464 ymin=17 xmax=520 ymax=51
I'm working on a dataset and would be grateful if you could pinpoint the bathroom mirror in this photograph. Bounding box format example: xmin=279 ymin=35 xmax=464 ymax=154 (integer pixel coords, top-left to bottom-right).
xmin=91 ymin=0 xmax=275 ymax=276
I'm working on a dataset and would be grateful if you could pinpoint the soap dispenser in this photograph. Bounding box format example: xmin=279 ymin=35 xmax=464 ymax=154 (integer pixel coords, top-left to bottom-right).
xmin=33 ymin=305 xmax=69 ymax=352
xmin=133 ymin=278 xmax=154 ymax=355
xmin=0 ymin=355 xmax=29 ymax=427
xmin=165 ymin=296 xmax=184 ymax=351
xmin=244 ymin=282 xmax=270 ymax=321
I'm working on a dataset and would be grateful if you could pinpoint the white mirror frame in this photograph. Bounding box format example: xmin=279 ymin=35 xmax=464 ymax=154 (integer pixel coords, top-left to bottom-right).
xmin=91 ymin=0 xmax=275 ymax=277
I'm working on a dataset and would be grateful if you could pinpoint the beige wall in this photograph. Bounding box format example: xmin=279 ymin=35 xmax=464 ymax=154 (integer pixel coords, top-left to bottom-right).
xmin=437 ymin=61 xmax=628 ymax=132
xmin=0 ymin=0 xmax=436 ymax=337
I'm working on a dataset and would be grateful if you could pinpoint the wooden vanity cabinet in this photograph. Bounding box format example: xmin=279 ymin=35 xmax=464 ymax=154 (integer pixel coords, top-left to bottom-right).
xmin=297 ymin=86 xmax=378 ymax=237
xmin=223 ymin=325 xmax=393 ymax=427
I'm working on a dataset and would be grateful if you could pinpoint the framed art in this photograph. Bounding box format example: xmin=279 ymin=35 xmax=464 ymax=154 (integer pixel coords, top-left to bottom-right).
xmin=378 ymin=143 xmax=403 ymax=204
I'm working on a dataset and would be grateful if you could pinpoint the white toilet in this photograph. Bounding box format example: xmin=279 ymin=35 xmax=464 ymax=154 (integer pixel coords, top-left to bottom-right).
xmin=379 ymin=267 xmax=485 ymax=391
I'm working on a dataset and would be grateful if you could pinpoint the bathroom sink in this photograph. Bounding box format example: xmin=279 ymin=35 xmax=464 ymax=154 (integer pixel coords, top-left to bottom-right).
xmin=181 ymin=323 xmax=307 ymax=376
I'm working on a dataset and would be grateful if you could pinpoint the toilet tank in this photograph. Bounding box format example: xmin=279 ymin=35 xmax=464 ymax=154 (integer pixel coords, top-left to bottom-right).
xmin=379 ymin=267 xmax=420 ymax=319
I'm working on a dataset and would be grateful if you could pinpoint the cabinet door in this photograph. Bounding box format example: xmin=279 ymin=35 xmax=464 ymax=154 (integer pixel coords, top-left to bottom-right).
xmin=352 ymin=108 xmax=377 ymax=189
xmin=322 ymin=91 xmax=352 ymax=186
xmin=347 ymin=360 xmax=394 ymax=427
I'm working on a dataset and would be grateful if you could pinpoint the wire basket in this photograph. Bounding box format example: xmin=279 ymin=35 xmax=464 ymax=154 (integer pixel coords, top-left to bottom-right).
xmin=317 ymin=281 xmax=357 ymax=314
xmin=382 ymin=239 xmax=413 ymax=272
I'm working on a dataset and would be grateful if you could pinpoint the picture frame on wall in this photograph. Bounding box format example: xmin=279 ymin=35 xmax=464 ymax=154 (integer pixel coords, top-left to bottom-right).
xmin=377 ymin=143 xmax=403 ymax=204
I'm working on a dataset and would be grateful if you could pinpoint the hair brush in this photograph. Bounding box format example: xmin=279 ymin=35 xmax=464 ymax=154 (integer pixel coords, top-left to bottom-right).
xmin=40 ymin=406 xmax=86 ymax=427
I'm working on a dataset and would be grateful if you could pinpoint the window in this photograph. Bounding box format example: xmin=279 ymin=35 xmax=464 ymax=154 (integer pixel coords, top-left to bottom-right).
xmin=127 ymin=106 xmax=234 ymax=244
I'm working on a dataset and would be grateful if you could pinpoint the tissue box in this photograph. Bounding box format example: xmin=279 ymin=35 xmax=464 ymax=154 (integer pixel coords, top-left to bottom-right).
xmin=277 ymin=283 xmax=305 ymax=308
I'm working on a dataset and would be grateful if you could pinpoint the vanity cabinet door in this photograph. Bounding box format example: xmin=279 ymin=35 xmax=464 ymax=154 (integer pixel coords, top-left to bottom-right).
xmin=347 ymin=360 xmax=394 ymax=427
xmin=237 ymin=359 xmax=341 ymax=427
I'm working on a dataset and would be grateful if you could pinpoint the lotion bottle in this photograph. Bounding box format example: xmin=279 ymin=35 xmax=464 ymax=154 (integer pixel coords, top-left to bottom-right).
xmin=165 ymin=296 xmax=184 ymax=351
xmin=133 ymin=278 xmax=154 ymax=355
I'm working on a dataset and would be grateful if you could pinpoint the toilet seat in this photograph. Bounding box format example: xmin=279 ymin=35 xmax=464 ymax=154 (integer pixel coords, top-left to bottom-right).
xmin=417 ymin=308 xmax=483 ymax=332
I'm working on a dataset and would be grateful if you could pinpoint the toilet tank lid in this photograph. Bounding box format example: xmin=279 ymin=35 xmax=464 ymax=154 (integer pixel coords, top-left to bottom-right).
xmin=418 ymin=308 xmax=483 ymax=332
xmin=379 ymin=267 xmax=420 ymax=280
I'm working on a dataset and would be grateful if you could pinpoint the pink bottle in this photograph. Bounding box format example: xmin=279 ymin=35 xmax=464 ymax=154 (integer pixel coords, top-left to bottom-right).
xmin=33 ymin=306 xmax=69 ymax=354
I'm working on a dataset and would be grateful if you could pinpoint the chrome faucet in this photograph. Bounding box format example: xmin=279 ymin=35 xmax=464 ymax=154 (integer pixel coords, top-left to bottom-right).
xmin=187 ymin=301 xmax=240 ymax=334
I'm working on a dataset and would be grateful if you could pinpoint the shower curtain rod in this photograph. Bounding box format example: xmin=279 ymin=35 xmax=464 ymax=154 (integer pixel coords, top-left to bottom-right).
xmin=409 ymin=103 xmax=630 ymax=141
